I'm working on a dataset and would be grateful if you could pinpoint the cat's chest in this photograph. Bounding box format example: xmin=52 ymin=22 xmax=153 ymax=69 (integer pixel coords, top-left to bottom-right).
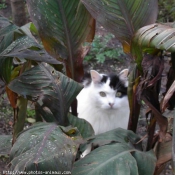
xmin=87 ymin=107 xmax=129 ymax=134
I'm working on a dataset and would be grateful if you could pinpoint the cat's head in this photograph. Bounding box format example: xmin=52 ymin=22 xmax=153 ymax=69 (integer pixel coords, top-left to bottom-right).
xmin=88 ymin=69 xmax=129 ymax=110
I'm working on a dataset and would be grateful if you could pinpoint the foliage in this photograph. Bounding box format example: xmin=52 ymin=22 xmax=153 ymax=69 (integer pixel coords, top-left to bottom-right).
xmin=0 ymin=0 xmax=7 ymax=10
xmin=26 ymin=0 xmax=95 ymax=82
xmin=158 ymin=0 xmax=175 ymax=22
xmin=1 ymin=0 xmax=175 ymax=174
xmin=84 ymin=33 xmax=124 ymax=63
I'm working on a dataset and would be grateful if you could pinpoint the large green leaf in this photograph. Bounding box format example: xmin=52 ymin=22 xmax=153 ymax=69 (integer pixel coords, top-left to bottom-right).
xmin=0 ymin=35 xmax=61 ymax=65
xmin=81 ymin=0 xmax=158 ymax=52
xmin=0 ymin=16 xmax=60 ymax=65
xmin=68 ymin=113 xmax=95 ymax=139
xmin=73 ymin=144 xmax=138 ymax=175
xmin=26 ymin=0 xmax=95 ymax=80
xmin=132 ymin=23 xmax=175 ymax=52
xmin=81 ymin=128 xmax=142 ymax=152
xmin=8 ymin=63 xmax=83 ymax=126
xmin=10 ymin=122 xmax=83 ymax=171
xmin=73 ymin=143 xmax=156 ymax=175
xmin=0 ymin=15 xmax=61 ymax=84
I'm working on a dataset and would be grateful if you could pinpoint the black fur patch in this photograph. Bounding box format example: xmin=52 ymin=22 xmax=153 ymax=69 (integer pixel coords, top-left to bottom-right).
xmin=83 ymin=72 xmax=127 ymax=97
xmin=101 ymin=74 xmax=127 ymax=96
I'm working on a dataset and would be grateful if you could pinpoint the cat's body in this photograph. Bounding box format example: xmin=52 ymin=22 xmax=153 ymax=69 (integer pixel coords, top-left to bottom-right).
xmin=77 ymin=69 xmax=130 ymax=135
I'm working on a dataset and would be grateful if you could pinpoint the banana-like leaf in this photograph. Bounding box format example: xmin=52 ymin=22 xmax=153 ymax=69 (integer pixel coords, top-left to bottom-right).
xmin=10 ymin=122 xmax=83 ymax=171
xmin=73 ymin=143 xmax=156 ymax=175
xmin=26 ymin=0 xmax=95 ymax=80
xmin=32 ymin=108 xmax=94 ymax=139
xmin=133 ymin=23 xmax=175 ymax=52
xmin=82 ymin=128 xmax=142 ymax=151
xmin=68 ymin=113 xmax=95 ymax=139
xmin=8 ymin=63 xmax=83 ymax=126
xmin=0 ymin=15 xmax=60 ymax=84
xmin=81 ymin=0 xmax=158 ymax=53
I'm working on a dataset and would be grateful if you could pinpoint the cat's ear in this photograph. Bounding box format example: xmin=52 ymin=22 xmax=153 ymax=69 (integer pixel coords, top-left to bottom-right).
xmin=90 ymin=70 xmax=102 ymax=83
xmin=119 ymin=69 xmax=129 ymax=87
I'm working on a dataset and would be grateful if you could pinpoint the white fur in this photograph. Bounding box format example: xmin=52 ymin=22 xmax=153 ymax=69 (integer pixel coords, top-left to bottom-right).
xmin=77 ymin=70 xmax=130 ymax=135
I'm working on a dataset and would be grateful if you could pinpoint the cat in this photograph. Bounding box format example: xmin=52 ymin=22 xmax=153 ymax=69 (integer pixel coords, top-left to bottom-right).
xmin=77 ymin=69 xmax=130 ymax=135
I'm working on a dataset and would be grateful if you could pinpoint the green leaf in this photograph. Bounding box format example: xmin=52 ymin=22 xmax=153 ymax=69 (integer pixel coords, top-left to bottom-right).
xmin=133 ymin=23 xmax=175 ymax=52
xmin=8 ymin=63 xmax=83 ymax=126
xmin=85 ymin=128 xmax=142 ymax=150
xmin=26 ymin=0 xmax=95 ymax=80
xmin=10 ymin=123 xmax=82 ymax=171
xmin=0 ymin=15 xmax=61 ymax=84
xmin=81 ymin=0 xmax=158 ymax=52
xmin=73 ymin=144 xmax=139 ymax=175
xmin=73 ymin=130 xmax=156 ymax=175
xmin=0 ymin=34 xmax=61 ymax=65
xmin=68 ymin=113 xmax=95 ymax=139
xmin=132 ymin=150 xmax=156 ymax=175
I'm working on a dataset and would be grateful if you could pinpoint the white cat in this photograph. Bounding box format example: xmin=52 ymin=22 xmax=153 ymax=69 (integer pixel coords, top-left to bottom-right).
xmin=77 ymin=69 xmax=130 ymax=135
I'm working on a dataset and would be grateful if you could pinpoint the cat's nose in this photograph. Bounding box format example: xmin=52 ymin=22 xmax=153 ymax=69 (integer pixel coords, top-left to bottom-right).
xmin=109 ymin=103 xmax=114 ymax=107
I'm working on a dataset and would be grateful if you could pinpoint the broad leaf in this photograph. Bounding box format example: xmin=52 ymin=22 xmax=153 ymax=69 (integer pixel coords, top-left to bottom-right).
xmin=132 ymin=150 xmax=156 ymax=175
xmin=0 ymin=17 xmax=60 ymax=69
xmin=82 ymin=128 xmax=142 ymax=151
xmin=10 ymin=123 xmax=83 ymax=171
xmin=0 ymin=35 xmax=61 ymax=65
xmin=68 ymin=113 xmax=95 ymax=139
xmin=32 ymin=109 xmax=95 ymax=139
xmin=133 ymin=23 xmax=175 ymax=52
xmin=8 ymin=63 xmax=83 ymax=126
xmin=26 ymin=0 xmax=95 ymax=80
xmin=73 ymin=143 xmax=156 ymax=175
xmin=81 ymin=0 xmax=158 ymax=53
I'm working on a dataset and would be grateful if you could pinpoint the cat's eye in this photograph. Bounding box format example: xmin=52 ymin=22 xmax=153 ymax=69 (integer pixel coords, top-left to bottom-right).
xmin=99 ymin=91 xmax=106 ymax=97
xmin=116 ymin=92 xmax=122 ymax=97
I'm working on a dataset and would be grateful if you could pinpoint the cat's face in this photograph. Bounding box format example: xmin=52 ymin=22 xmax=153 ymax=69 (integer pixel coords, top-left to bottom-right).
xmin=89 ymin=70 xmax=128 ymax=110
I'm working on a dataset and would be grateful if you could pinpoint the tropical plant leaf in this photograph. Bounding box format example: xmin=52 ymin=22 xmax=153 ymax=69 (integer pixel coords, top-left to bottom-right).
xmin=1 ymin=37 xmax=61 ymax=65
xmin=132 ymin=150 xmax=156 ymax=175
xmin=0 ymin=16 xmax=61 ymax=84
xmin=73 ymin=144 xmax=138 ymax=175
xmin=82 ymin=128 xmax=142 ymax=151
xmin=0 ymin=135 xmax=12 ymax=156
xmin=8 ymin=63 xmax=83 ymax=126
xmin=10 ymin=122 xmax=83 ymax=171
xmin=81 ymin=0 xmax=158 ymax=53
xmin=133 ymin=23 xmax=175 ymax=52
xmin=26 ymin=0 xmax=95 ymax=80
xmin=73 ymin=143 xmax=156 ymax=175
xmin=68 ymin=113 xmax=95 ymax=139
